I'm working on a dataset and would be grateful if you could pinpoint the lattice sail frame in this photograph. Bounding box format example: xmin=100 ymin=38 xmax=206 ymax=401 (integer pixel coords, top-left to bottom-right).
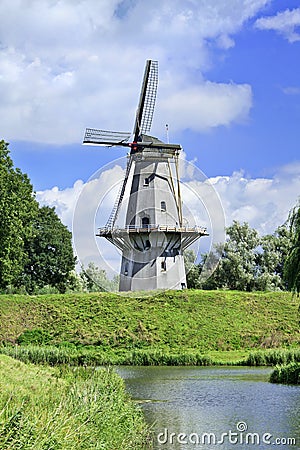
xmin=83 ymin=129 xmax=131 ymax=146
xmin=139 ymin=60 xmax=158 ymax=135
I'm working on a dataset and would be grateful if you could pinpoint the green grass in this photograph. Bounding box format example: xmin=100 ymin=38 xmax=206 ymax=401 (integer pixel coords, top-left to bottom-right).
xmin=269 ymin=362 xmax=300 ymax=385
xmin=0 ymin=354 xmax=152 ymax=449
xmin=1 ymin=345 xmax=300 ymax=367
xmin=0 ymin=290 xmax=299 ymax=353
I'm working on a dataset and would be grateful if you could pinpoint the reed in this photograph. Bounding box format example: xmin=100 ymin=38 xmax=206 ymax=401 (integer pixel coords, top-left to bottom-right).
xmin=1 ymin=345 xmax=300 ymax=367
xmin=269 ymin=363 xmax=300 ymax=385
xmin=242 ymin=348 xmax=300 ymax=366
xmin=128 ymin=349 xmax=213 ymax=366
xmin=0 ymin=355 xmax=152 ymax=449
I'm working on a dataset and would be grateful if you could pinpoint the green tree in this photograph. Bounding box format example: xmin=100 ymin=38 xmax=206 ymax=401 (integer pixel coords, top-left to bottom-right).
xmin=284 ymin=202 xmax=300 ymax=294
xmin=80 ymin=262 xmax=119 ymax=292
xmin=21 ymin=206 xmax=76 ymax=293
xmin=256 ymin=225 xmax=291 ymax=290
xmin=184 ymin=249 xmax=200 ymax=288
xmin=197 ymin=221 xmax=291 ymax=291
xmin=0 ymin=140 xmax=38 ymax=289
xmin=215 ymin=221 xmax=260 ymax=291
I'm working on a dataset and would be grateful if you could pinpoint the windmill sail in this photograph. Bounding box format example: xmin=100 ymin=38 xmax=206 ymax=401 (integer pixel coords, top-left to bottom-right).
xmin=133 ymin=60 xmax=158 ymax=142
xmin=83 ymin=128 xmax=131 ymax=146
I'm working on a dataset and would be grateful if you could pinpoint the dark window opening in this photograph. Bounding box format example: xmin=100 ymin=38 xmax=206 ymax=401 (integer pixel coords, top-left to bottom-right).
xmin=143 ymin=177 xmax=149 ymax=186
xmin=142 ymin=217 xmax=150 ymax=228
xmin=161 ymin=260 xmax=166 ymax=271
xmin=161 ymin=201 xmax=166 ymax=212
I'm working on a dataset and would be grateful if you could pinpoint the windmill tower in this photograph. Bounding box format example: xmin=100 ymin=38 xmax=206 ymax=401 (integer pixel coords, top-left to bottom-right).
xmin=83 ymin=60 xmax=208 ymax=291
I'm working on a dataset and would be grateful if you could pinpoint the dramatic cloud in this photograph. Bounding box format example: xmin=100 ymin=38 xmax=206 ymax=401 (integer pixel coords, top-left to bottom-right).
xmin=0 ymin=0 xmax=269 ymax=144
xmin=255 ymin=7 xmax=300 ymax=42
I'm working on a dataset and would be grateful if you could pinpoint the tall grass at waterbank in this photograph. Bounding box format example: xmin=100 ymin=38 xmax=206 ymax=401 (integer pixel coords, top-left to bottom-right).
xmin=242 ymin=348 xmax=300 ymax=366
xmin=269 ymin=363 xmax=300 ymax=385
xmin=0 ymin=355 xmax=151 ymax=449
xmin=1 ymin=345 xmax=300 ymax=367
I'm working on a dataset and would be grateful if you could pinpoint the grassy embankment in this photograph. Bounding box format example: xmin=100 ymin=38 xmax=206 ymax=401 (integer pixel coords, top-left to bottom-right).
xmin=270 ymin=362 xmax=300 ymax=384
xmin=0 ymin=354 xmax=151 ymax=449
xmin=1 ymin=290 xmax=298 ymax=449
xmin=0 ymin=290 xmax=299 ymax=366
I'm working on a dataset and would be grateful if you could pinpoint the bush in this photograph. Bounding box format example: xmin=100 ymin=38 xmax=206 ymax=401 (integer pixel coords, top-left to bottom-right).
xmin=16 ymin=329 xmax=52 ymax=345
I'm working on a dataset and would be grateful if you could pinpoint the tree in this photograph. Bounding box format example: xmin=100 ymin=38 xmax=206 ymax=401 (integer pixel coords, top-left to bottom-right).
xmin=214 ymin=221 xmax=260 ymax=291
xmin=0 ymin=140 xmax=38 ymax=289
xmin=284 ymin=202 xmax=300 ymax=294
xmin=256 ymin=225 xmax=291 ymax=291
xmin=191 ymin=221 xmax=290 ymax=292
xmin=0 ymin=141 xmax=76 ymax=293
xmin=21 ymin=206 xmax=76 ymax=293
xmin=80 ymin=262 xmax=119 ymax=292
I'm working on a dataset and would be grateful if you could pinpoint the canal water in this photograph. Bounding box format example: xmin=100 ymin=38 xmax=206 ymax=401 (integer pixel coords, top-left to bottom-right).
xmin=116 ymin=366 xmax=300 ymax=450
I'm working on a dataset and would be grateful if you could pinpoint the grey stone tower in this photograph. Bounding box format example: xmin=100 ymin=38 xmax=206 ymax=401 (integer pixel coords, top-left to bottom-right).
xmin=83 ymin=60 xmax=207 ymax=291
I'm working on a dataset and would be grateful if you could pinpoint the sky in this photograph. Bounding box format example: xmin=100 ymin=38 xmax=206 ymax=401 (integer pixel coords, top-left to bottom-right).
xmin=1 ymin=0 xmax=300 ymax=272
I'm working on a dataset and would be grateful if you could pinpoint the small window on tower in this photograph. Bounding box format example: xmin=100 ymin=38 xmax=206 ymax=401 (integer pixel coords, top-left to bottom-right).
xmin=141 ymin=217 xmax=150 ymax=228
xmin=124 ymin=264 xmax=129 ymax=276
xmin=144 ymin=177 xmax=149 ymax=186
xmin=161 ymin=260 xmax=166 ymax=271
xmin=161 ymin=201 xmax=166 ymax=212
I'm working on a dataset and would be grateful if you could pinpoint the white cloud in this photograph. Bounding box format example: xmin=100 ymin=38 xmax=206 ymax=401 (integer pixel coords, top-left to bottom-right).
xmin=36 ymin=179 xmax=84 ymax=234
xmin=211 ymin=164 xmax=300 ymax=234
xmin=36 ymin=159 xmax=300 ymax=274
xmin=255 ymin=7 xmax=300 ymax=42
xmin=0 ymin=0 xmax=269 ymax=144
xmin=157 ymin=81 xmax=252 ymax=133
xmin=282 ymin=86 xmax=300 ymax=95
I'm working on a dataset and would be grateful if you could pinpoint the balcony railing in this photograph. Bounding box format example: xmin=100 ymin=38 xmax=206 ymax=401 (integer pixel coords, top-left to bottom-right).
xmin=97 ymin=224 xmax=208 ymax=236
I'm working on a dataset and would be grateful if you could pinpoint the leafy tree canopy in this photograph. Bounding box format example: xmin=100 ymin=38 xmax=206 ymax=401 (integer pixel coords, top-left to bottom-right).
xmin=21 ymin=206 xmax=76 ymax=293
xmin=0 ymin=140 xmax=38 ymax=289
xmin=187 ymin=220 xmax=291 ymax=292
xmin=284 ymin=202 xmax=300 ymax=294
xmin=0 ymin=140 xmax=75 ymax=293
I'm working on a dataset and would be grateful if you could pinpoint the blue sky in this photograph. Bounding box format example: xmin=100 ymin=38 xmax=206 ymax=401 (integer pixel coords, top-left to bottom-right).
xmin=1 ymin=0 xmax=300 ymax=257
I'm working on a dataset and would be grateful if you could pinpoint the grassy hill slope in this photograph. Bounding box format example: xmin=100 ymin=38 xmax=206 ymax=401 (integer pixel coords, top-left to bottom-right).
xmin=0 ymin=290 xmax=299 ymax=354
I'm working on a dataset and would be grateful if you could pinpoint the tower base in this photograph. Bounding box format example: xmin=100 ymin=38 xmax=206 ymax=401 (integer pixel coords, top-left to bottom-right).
xmin=119 ymin=252 xmax=186 ymax=291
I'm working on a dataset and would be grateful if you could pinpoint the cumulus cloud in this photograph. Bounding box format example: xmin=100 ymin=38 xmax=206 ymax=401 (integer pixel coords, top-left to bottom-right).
xmin=158 ymin=81 xmax=252 ymax=133
xmin=36 ymin=159 xmax=300 ymax=273
xmin=0 ymin=0 xmax=269 ymax=144
xmin=255 ymin=7 xmax=300 ymax=42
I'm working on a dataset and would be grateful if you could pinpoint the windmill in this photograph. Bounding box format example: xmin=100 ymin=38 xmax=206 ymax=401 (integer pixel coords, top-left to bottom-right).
xmin=83 ymin=60 xmax=208 ymax=291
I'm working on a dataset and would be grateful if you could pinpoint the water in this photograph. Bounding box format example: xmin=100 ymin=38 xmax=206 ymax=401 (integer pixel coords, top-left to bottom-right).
xmin=116 ymin=366 xmax=300 ymax=450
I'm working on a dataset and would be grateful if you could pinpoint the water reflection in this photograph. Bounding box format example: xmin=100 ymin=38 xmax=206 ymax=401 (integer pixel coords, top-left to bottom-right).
xmin=116 ymin=366 xmax=300 ymax=450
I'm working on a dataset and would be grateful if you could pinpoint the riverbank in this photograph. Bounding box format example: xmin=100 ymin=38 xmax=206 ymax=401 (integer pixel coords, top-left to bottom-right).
xmin=0 ymin=354 xmax=151 ymax=449
xmin=1 ymin=344 xmax=300 ymax=367
xmin=270 ymin=362 xmax=300 ymax=385
xmin=0 ymin=290 xmax=299 ymax=352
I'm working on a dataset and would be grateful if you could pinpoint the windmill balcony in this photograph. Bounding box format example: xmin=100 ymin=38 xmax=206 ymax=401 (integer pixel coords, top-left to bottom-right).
xmin=97 ymin=224 xmax=208 ymax=235
xmin=97 ymin=224 xmax=208 ymax=254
